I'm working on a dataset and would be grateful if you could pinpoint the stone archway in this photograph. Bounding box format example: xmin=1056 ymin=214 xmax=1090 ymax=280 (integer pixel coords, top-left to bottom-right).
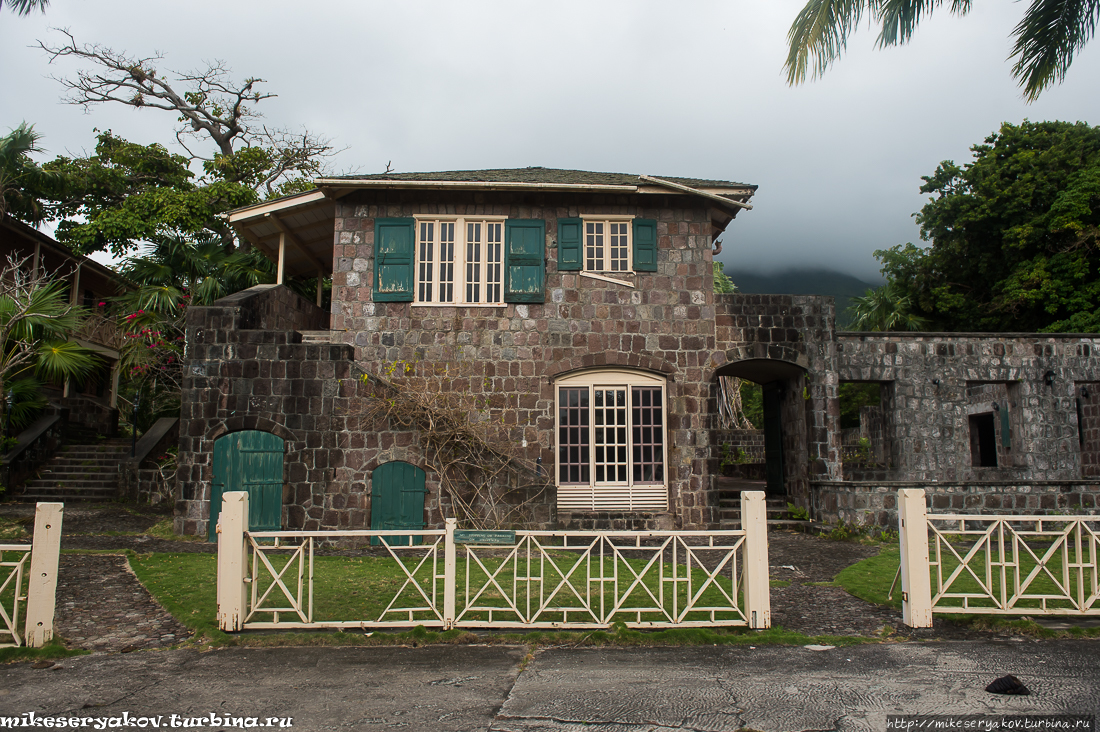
xmin=714 ymin=358 xmax=810 ymax=500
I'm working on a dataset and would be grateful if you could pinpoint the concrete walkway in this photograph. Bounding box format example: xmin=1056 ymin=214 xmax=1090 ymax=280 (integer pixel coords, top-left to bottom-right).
xmin=4 ymin=640 xmax=1098 ymax=731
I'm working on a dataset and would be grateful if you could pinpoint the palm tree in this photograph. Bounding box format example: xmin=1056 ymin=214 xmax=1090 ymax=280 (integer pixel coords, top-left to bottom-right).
xmin=785 ymin=0 xmax=1100 ymax=100
xmin=0 ymin=123 xmax=63 ymax=225
xmin=846 ymin=282 xmax=930 ymax=331
xmin=0 ymin=256 xmax=99 ymax=429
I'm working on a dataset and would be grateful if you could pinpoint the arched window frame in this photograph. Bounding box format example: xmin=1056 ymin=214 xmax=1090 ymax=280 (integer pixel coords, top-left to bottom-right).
xmin=554 ymin=369 xmax=668 ymax=512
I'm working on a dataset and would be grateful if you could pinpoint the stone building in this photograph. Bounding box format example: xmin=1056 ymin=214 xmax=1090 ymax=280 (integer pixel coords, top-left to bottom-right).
xmin=174 ymin=168 xmax=1100 ymax=537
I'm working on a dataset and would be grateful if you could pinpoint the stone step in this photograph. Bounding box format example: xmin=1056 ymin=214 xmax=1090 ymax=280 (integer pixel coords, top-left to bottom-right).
xmin=24 ymin=479 xmax=119 ymax=490
xmin=20 ymin=491 xmax=117 ymax=502
xmin=298 ymin=330 xmax=334 ymax=344
xmin=718 ymin=519 xmax=816 ymax=531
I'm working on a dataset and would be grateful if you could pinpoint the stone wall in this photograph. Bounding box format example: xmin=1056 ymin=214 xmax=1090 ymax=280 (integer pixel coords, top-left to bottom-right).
xmin=836 ymin=333 xmax=1100 ymax=483
xmin=330 ymin=189 xmax=719 ymax=530
xmin=176 ymin=285 xmax=359 ymax=537
xmin=811 ymin=480 xmax=1100 ymax=527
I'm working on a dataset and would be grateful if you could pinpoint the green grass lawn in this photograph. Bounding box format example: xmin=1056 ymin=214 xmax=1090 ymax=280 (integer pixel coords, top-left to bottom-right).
xmin=834 ymin=538 xmax=1100 ymax=638
xmin=125 ymin=546 xmax=871 ymax=648
xmin=140 ymin=544 xmax=749 ymax=629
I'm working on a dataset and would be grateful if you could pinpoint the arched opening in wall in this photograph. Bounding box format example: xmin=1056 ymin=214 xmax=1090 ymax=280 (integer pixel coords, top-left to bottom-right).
xmin=715 ymin=359 xmax=807 ymax=497
xmin=838 ymin=381 xmax=892 ymax=478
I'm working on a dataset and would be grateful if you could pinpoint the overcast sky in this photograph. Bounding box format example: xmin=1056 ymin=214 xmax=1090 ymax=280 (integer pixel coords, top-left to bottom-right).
xmin=4 ymin=0 xmax=1100 ymax=280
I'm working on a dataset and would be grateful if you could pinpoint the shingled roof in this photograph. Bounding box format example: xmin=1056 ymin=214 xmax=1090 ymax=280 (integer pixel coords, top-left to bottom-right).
xmin=322 ymin=167 xmax=756 ymax=191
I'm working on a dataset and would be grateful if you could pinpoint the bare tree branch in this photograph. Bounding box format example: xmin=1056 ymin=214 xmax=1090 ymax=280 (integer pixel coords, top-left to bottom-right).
xmin=37 ymin=30 xmax=339 ymax=195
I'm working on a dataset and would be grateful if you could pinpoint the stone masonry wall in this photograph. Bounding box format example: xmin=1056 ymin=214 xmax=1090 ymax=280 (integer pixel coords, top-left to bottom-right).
xmin=810 ymin=480 xmax=1100 ymax=527
xmin=330 ymin=190 xmax=719 ymax=530
xmin=836 ymin=334 xmax=1100 ymax=483
xmin=176 ymin=286 xmax=362 ymax=537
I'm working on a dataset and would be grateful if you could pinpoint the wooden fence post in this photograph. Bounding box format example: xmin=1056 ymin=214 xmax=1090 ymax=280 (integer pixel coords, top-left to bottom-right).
xmin=24 ymin=502 xmax=63 ymax=648
xmin=217 ymin=491 xmax=249 ymax=632
xmin=898 ymin=488 xmax=933 ymax=628
xmin=741 ymin=490 xmax=771 ymax=629
xmin=443 ymin=518 xmax=456 ymax=629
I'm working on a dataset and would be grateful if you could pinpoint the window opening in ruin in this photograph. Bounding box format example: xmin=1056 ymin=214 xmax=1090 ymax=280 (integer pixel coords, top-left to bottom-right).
xmin=969 ymin=413 xmax=998 ymax=467
xmin=839 ymin=381 xmax=886 ymax=469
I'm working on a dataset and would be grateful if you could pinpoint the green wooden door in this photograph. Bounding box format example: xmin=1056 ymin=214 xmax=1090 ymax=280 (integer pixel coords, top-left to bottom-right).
xmin=762 ymin=383 xmax=785 ymax=496
xmin=370 ymin=461 xmax=426 ymax=546
xmin=208 ymin=431 xmax=285 ymax=541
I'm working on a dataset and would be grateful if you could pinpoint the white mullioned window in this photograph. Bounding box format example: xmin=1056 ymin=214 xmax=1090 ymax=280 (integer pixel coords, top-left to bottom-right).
xmin=555 ymin=370 xmax=668 ymax=512
xmin=583 ymin=216 xmax=632 ymax=273
xmin=415 ymin=216 xmax=505 ymax=306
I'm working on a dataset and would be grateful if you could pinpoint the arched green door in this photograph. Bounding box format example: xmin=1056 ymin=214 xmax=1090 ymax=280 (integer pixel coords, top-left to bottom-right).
xmin=370 ymin=461 xmax=426 ymax=546
xmin=208 ymin=431 xmax=285 ymax=541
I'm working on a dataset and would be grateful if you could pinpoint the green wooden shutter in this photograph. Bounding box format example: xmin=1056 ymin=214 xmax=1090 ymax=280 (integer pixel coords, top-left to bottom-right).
xmin=632 ymin=218 xmax=658 ymax=272
xmin=557 ymin=218 xmax=582 ymax=271
xmin=373 ymin=218 xmax=415 ymax=302
xmin=504 ymin=219 xmax=546 ymax=303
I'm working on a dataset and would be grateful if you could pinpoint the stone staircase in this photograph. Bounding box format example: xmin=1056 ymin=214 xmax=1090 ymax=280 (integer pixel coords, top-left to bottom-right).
xmin=19 ymin=438 xmax=132 ymax=503
xmin=716 ymin=481 xmax=814 ymax=531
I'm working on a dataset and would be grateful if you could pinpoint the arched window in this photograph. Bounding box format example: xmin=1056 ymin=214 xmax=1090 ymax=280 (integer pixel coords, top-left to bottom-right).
xmin=555 ymin=370 xmax=667 ymax=511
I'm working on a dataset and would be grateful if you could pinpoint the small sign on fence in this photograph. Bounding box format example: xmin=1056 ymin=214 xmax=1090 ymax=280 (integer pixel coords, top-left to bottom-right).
xmin=453 ymin=529 xmax=516 ymax=545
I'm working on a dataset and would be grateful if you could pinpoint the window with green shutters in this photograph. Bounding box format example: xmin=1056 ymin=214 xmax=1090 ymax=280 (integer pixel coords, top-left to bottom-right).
xmin=556 ymin=217 xmax=657 ymax=273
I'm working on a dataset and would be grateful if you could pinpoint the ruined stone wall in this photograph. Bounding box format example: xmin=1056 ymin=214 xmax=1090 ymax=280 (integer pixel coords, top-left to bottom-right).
xmin=810 ymin=480 xmax=1100 ymax=527
xmin=329 ymin=190 xmax=719 ymax=530
xmin=836 ymin=333 xmax=1100 ymax=483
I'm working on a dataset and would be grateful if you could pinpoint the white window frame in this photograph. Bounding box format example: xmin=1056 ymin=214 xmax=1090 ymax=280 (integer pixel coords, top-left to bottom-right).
xmin=413 ymin=215 xmax=508 ymax=307
xmin=554 ymin=369 xmax=668 ymax=512
xmin=581 ymin=215 xmax=634 ymax=274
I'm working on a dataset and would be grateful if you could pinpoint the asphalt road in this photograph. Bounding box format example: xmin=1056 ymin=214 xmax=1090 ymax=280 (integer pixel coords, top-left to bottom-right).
xmin=2 ymin=641 xmax=1098 ymax=732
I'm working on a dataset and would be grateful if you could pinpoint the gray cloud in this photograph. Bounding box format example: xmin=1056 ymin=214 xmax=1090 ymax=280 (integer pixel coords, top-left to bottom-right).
xmin=4 ymin=0 xmax=1099 ymax=278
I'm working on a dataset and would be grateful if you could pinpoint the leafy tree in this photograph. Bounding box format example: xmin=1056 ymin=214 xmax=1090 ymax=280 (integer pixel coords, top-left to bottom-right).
xmin=42 ymin=131 xmax=257 ymax=257
xmin=786 ymin=0 xmax=1100 ymax=100
xmin=877 ymin=120 xmax=1100 ymax=332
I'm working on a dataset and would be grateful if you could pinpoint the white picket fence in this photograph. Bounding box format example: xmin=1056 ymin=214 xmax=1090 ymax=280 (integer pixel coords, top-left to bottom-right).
xmin=215 ymin=491 xmax=772 ymax=632
xmin=897 ymin=488 xmax=1100 ymax=627
xmin=0 ymin=503 xmax=63 ymax=648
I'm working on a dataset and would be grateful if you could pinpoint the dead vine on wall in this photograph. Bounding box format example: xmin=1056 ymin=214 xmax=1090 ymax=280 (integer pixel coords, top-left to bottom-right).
xmin=360 ymin=363 xmax=552 ymax=529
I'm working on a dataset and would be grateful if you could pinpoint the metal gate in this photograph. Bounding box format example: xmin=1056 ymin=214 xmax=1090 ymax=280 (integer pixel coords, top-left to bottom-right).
xmin=215 ymin=491 xmax=772 ymax=632
xmin=209 ymin=431 xmax=284 ymax=542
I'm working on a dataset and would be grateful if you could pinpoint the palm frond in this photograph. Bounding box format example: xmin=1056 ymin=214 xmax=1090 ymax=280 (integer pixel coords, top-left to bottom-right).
xmin=786 ymin=0 xmax=876 ymax=84
xmin=4 ymin=377 xmax=48 ymax=431
xmin=875 ymin=0 xmax=971 ymax=46
xmin=34 ymin=340 xmax=100 ymax=384
xmin=1011 ymin=0 xmax=1100 ymax=101
xmin=1 ymin=0 xmax=50 ymax=15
